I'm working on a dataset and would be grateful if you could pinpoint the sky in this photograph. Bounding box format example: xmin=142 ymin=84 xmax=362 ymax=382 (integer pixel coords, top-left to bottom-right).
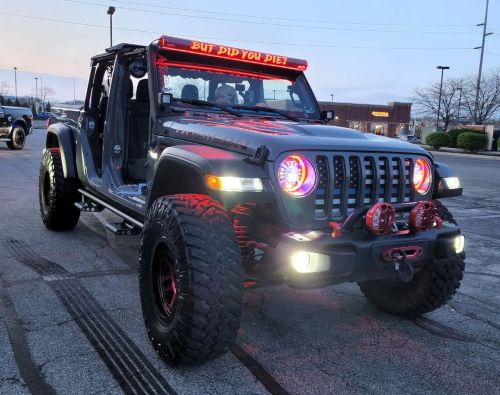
xmin=0 ymin=0 xmax=499 ymax=104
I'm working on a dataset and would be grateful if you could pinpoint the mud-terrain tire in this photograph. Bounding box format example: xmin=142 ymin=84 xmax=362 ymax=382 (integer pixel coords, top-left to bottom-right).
xmin=39 ymin=148 xmax=81 ymax=230
xmin=139 ymin=194 xmax=243 ymax=365
xmin=358 ymin=201 xmax=464 ymax=317
xmin=7 ymin=126 xmax=26 ymax=150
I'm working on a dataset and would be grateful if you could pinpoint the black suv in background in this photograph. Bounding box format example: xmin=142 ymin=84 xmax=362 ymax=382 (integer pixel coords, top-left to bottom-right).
xmin=0 ymin=105 xmax=33 ymax=150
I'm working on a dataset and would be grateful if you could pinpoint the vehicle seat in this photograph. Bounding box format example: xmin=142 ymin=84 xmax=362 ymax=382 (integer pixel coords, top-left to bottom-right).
xmin=126 ymin=79 xmax=150 ymax=182
xmin=181 ymin=84 xmax=199 ymax=100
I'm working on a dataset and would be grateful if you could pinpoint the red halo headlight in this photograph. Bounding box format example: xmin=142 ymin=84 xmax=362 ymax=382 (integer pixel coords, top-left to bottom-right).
xmin=278 ymin=154 xmax=316 ymax=197
xmin=413 ymin=158 xmax=432 ymax=195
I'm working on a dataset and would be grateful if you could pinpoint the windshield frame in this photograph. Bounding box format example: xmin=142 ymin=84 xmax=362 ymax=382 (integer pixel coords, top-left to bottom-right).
xmin=153 ymin=47 xmax=321 ymax=121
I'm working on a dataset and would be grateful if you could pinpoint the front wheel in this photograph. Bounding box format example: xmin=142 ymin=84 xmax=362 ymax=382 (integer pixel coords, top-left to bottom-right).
xmin=139 ymin=194 xmax=243 ymax=365
xmin=358 ymin=201 xmax=465 ymax=316
xmin=39 ymin=148 xmax=80 ymax=230
xmin=7 ymin=126 xmax=26 ymax=150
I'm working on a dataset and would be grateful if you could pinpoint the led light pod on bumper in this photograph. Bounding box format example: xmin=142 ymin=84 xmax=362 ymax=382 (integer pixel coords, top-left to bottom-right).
xmin=413 ymin=158 xmax=432 ymax=195
xmin=366 ymin=203 xmax=396 ymax=235
xmin=409 ymin=201 xmax=442 ymax=231
xmin=278 ymin=154 xmax=316 ymax=197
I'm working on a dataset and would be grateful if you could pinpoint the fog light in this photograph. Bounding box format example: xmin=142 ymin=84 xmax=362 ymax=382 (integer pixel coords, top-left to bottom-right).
xmin=291 ymin=251 xmax=310 ymax=273
xmin=454 ymin=235 xmax=465 ymax=254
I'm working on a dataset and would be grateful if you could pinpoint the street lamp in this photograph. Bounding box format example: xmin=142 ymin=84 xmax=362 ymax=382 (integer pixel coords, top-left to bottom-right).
xmin=107 ymin=6 xmax=116 ymax=47
xmin=436 ymin=66 xmax=450 ymax=132
xmin=330 ymin=94 xmax=334 ymax=103
xmin=35 ymin=77 xmax=38 ymax=101
xmin=13 ymin=67 xmax=18 ymax=101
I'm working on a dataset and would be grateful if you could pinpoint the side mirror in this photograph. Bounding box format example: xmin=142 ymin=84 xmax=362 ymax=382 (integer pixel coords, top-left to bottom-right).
xmin=158 ymin=92 xmax=173 ymax=109
xmin=321 ymin=110 xmax=334 ymax=122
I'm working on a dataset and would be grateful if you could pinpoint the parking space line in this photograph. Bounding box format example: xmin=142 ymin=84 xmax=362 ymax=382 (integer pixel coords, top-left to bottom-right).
xmin=3 ymin=238 xmax=176 ymax=395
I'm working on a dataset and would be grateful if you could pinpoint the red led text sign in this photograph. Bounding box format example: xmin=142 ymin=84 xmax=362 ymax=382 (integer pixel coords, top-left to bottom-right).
xmin=159 ymin=36 xmax=308 ymax=71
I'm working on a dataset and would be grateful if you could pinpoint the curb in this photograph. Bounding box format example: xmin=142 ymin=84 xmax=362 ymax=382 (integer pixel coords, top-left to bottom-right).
xmin=418 ymin=145 xmax=500 ymax=160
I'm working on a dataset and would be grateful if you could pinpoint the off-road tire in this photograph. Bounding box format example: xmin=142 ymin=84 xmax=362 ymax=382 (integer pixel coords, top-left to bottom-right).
xmin=139 ymin=194 xmax=243 ymax=365
xmin=358 ymin=201 xmax=464 ymax=317
xmin=39 ymin=148 xmax=80 ymax=230
xmin=7 ymin=126 xmax=26 ymax=150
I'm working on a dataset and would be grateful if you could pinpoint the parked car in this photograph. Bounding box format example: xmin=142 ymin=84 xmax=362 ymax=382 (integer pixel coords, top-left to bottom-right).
xmin=39 ymin=35 xmax=465 ymax=366
xmin=398 ymin=135 xmax=421 ymax=143
xmin=0 ymin=105 xmax=33 ymax=149
xmin=35 ymin=111 xmax=55 ymax=120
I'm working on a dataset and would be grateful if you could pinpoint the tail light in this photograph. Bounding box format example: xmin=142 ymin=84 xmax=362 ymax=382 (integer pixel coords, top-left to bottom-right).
xmin=413 ymin=158 xmax=432 ymax=195
xmin=366 ymin=203 xmax=396 ymax=235
xmin=410 ymin=201 xmax=442 ymax=231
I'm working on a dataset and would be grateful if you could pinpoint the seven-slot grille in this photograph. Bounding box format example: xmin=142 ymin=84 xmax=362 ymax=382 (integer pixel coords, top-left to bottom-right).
xmin=314 ymin=154 xmax=414 ymax=220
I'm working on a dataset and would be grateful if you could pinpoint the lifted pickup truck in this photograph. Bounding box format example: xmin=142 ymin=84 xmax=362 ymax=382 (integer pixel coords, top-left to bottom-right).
xmin=0 ymin=105 xmax=33 ymax=149
xmin=39 ymin=36 xmax=465 ymax=366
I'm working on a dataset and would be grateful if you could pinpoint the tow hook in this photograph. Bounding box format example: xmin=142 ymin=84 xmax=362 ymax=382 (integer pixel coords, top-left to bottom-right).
xmin=391 ymin=251 xmax=414 ymax=282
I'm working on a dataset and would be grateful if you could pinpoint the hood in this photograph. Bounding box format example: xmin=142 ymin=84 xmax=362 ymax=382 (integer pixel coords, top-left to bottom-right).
xmin=164 ymin=115 xmax=429 ymax=161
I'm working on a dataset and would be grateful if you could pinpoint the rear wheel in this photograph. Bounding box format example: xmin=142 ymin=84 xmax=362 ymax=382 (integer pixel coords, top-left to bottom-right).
xmin=39 ymin=148 xmax=80 ymax=230
xmin=7 ymin=126 xmax=26 ymax=150
xmin=139 ymin=194 xmax=243 ymax=365
xmin=358 ymin=201 xmax=464 ymax=317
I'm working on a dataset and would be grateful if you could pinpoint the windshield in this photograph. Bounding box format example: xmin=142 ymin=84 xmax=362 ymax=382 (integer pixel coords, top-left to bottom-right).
xmin=156 ymin=61 xmax=320 ymax=120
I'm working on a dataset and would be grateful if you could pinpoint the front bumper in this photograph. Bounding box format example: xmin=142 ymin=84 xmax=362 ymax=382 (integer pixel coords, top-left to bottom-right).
xmin=275 ymin=224 xmax=463 ymax=288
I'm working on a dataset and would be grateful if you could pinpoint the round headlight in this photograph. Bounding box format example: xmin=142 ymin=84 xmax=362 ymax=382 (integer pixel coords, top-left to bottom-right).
xmin=278 ymin=154 xmax=316 ymax=197
xmin=413 ymin=158 xmax=432 ymax=195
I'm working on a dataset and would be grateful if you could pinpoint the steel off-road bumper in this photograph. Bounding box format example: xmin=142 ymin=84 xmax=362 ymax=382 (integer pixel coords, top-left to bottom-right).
xmin=275 ymin=225 xmax=464 ymax=288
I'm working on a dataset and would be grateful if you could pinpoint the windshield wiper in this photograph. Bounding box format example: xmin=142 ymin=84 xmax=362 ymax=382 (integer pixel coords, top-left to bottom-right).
xmin=230 ymin=105 xmax=300 ymax=122
xmin=173 ymin=99 xmax=243 ymax=117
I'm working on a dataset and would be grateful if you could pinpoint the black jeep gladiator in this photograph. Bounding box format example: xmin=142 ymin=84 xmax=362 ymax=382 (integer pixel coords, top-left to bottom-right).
xmin=0 ymin=105 xmax=33 ymax=149
xmin=38 ymin=36 xmax=465 ymax=366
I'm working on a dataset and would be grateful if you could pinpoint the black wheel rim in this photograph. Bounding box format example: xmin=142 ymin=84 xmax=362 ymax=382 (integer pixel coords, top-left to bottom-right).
xmin=42 ymin=171 xmax=50 ymax=214
xmin=15 ymin=129 xmax=25 ymax=146
xmin=153 ymin=243 xmax=178 ymax=322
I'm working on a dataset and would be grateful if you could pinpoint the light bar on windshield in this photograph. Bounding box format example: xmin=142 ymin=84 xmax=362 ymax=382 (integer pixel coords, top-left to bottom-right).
xmin=159 ymin=35 xmax=308 ymax=71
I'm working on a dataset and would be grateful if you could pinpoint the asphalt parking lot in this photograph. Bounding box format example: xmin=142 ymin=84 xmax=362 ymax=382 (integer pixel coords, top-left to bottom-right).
xmin=1 ymin=122 xmax=499 ymax=395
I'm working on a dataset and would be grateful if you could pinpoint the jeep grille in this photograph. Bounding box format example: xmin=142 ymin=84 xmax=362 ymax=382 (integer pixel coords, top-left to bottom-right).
xmin=314 ymin=154 xmax=414 ymax=220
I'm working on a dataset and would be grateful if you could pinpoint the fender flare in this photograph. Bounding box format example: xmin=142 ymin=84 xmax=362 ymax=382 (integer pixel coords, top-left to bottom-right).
xmin=10 ymin=117 xmax=27 ymax=134
xmin=45 ymin=123 xmax=77 ymax=179
xmin=146 ymin=144 xmax=274 ymax=209
xmin=433 ymin=161 xmax=463 ymax=199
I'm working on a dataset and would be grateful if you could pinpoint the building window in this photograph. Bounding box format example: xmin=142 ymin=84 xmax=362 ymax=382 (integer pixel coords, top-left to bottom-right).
xmin=348 ymin=121 xmax=367 ymax=132
xmin=370 ymin=122 xmax=387 ymax=136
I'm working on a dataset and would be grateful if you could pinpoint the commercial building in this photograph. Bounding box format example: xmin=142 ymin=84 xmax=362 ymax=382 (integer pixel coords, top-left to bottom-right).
xmin=318 ymin=101 xmax=412 ymax=138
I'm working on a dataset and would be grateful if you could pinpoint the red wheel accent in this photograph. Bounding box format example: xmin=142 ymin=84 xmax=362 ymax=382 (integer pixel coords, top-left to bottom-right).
xmin=366 ymin=203 xmax=396 ymax=235
xmin=154 ymin=244 xmax=177 ymax=320
xmin=410 ymin=201 xmax=439 ymax=231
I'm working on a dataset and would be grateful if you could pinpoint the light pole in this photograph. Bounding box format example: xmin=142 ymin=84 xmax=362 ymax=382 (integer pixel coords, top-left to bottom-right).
xmin=330 ymin=94 xmax=334 ymax=103
xmin=35 ymin=77 xmax=38 ymax=101
xmin=13 ymin=67 xmax=18 ymax=101
xmin=73 ymin=78 xmax=76 ymax=105
xmin=474 ymin=0 xmax=492 ymax=123
xmin=107 ymin=6 xmax=115 ymax=47
xmin=436 ymin=66 xmax=450 ymax=132
xmin=40 ymin=77 xmax=43 ymax=110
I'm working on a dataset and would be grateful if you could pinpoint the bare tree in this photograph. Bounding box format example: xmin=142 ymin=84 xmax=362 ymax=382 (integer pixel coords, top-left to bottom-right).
xmin=412 ymin=78 xmax=463 ymax=131
xmin=40 ymin=86 xmax=56 ymax=105
xmin=0 ymin=81 xmax=11 ymax=97
xmin=461 ymin=69 xmax=500 ymax=125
